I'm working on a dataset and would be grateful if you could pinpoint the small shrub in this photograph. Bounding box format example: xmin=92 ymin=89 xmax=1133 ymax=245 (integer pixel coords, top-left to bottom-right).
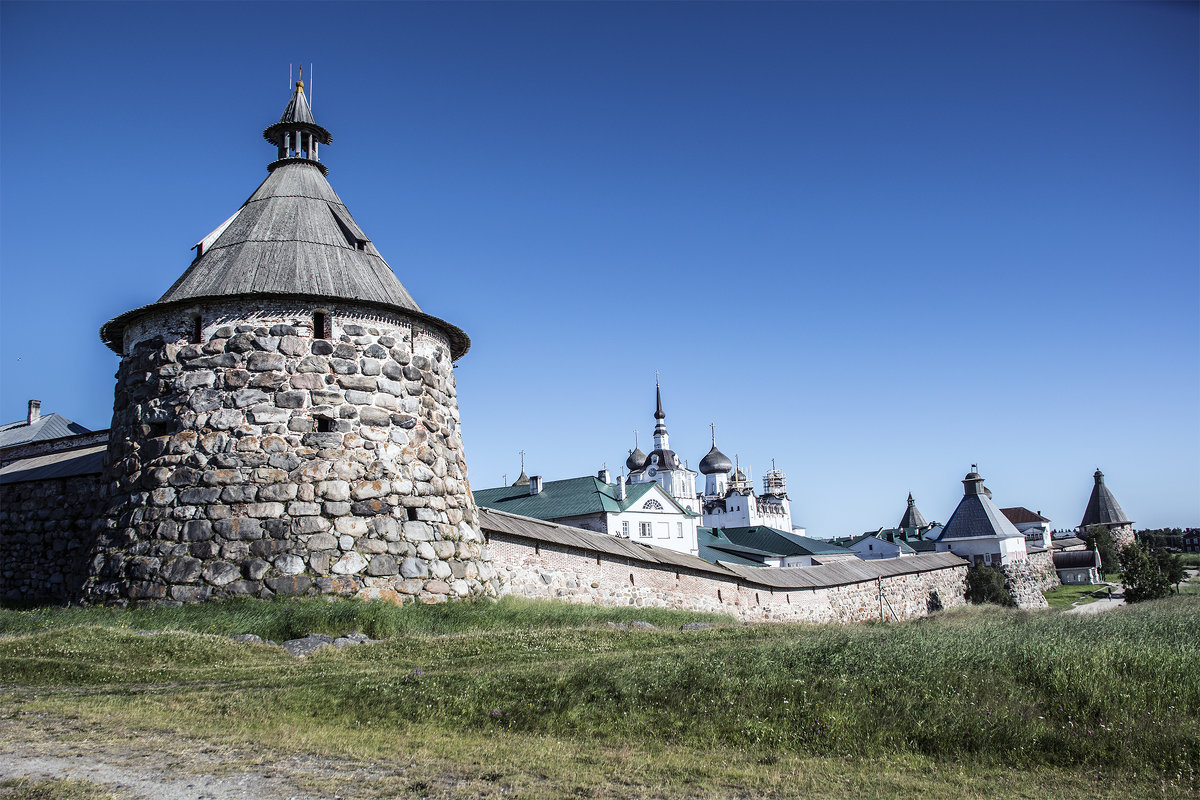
xmin=1120 ymin=543 xmax=1171 ymax=603
xmin=965 ymin=566 xmax=1014 ymax=606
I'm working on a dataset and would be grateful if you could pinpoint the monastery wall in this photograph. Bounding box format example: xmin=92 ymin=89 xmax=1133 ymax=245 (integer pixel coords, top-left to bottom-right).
xmin=997 ymin=557 xmax=1053 ymax=609
xmin=0 ymin=473 xmax=105 ymax=603
xmin=486 ymin=530 xmax=968 ymax=624
xmin=85 ymin=299 xmax=499 ymax=605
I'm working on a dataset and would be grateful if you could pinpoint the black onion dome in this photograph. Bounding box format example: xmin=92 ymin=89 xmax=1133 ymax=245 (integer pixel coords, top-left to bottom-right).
xmin=698 ymin=444 xmax=733 ymax=475
xmin=644 ymin=449 xmax=681 ymax=472
xmin=626 ymin=447 xmax=647 ymax=472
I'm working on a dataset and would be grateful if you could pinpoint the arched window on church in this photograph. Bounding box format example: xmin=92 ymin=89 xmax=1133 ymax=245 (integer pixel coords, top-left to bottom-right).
xmin=643 ymin=499 xmax=663 ymax=511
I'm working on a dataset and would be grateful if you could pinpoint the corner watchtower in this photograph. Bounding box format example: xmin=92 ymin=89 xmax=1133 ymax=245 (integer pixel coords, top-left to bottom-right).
xmin=86 ymin=78 xmax=496 ymax=605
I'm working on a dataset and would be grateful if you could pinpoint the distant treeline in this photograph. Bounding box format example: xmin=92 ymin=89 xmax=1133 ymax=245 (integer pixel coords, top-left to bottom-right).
xmin=1137 ymin=528 xmax=1198 ymax=550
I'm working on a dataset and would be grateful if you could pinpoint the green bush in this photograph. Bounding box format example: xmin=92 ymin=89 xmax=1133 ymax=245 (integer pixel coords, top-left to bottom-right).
xmin=965 ymin=565 xmax=1015 ymax=606
xmin=1120 ymin=543 xmax=1172 ymax=603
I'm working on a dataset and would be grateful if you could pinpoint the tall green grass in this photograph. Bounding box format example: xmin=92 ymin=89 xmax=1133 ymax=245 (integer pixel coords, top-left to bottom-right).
xmin=0 ymin=595 xmax=730 ymax=641
xmin=2 ymin=597 xmax=1197 ymax=783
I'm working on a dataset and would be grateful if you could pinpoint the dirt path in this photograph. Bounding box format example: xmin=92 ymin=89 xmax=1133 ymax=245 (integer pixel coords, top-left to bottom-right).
xmin=0 ymin=719 xmax=314 ymax=800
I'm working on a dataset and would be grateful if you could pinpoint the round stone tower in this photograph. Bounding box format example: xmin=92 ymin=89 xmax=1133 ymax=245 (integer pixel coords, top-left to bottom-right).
xmin=84 ymin=79 xmax=498 ymax=604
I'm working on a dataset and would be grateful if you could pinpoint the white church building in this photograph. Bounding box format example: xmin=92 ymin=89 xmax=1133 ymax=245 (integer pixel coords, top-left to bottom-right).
xmin=623 ymin=384 xmax=796 ymax=533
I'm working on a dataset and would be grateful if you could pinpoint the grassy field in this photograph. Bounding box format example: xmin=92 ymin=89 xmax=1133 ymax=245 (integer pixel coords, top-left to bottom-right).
xmin=1041 ymin=583 xmax=1107 ymax=610
xmin=1 ymin=596 xmax=1197 ymax=799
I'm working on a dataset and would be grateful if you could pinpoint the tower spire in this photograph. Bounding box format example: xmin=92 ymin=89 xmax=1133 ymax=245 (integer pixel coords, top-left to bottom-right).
xmin=264 ymin=70 xmax=332 ymax=176
xmin=652 ymin=378 xmax=669 ymax=451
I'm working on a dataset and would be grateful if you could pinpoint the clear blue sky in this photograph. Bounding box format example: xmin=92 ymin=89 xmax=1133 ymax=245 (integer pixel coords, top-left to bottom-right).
xmin=2 ymin=1 xmax=1196 ymax=536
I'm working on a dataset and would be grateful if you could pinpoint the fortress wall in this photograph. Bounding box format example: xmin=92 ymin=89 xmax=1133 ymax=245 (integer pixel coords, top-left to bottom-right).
xmin=0 ymin=473 xmax=105 ymax=603
xmin=487 ymin=531 xmax=967 ymax=624
xmin=86 ymin=299 xmax=498 ymax=605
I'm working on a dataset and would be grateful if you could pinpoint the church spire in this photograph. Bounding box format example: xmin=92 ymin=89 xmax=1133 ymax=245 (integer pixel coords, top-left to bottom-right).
xmin=652 ymin=377 xmax=669 ymax=452
xmin=263 ymin=69 xmax=333 ymax=176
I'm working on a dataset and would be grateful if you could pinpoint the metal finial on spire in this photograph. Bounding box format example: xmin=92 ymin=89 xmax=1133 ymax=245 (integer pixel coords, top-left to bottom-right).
xmin=520 ymin=450 xmax=526 ymax=471
xmin=634 ymin=430 xmax=638 ymax=448
xmin=971 ymin=463 xmax=977 ymax=473
xmin=710 ymin=422 xmax=716 ymax=446
xmin=297 ymin=63 xmax=303 ymax=88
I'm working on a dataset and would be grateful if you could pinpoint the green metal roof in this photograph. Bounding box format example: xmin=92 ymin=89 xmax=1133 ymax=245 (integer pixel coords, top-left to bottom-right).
xmin=717 ymin=527 xmax=857 ymax=558
xmin=473 ymin=477 xmax=690 ymax=521
xmin=696 ymin=527 xmax=779 ymax=566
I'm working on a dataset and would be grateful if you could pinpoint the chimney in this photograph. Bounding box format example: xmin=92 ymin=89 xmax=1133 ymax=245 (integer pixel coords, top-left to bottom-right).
xmin=27 ymin=400 xmax=41 ymax=425
xmin=529 ymin=475 xmax=542 ymax=496
xmin=617 ymin=477 xmax=627 ymax=501
xmin=598 ymin=467 xmax=610 ymax=484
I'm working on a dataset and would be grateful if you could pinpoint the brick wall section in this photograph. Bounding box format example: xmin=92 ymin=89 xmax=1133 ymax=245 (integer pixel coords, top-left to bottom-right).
xmin=0 ymin=474 xmax=105 ymax=602
xmin=487 ymin=531 xmax=967 ymax=624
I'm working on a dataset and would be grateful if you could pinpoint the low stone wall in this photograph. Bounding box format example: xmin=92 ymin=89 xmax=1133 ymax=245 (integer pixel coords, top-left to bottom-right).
xmin=998 ymin=559 xmax=1052 ymax=609
xmin=487 ymin=531 xmax=967 ymax=624
xmin=0 ymin=474 xmax=105 ymax=603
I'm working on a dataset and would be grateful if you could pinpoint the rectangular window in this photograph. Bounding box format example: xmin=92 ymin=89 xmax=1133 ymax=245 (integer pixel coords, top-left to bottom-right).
xmin=316 ymin=418 xmax=335 ymax=433
xmin=621 ymin=521 xmax=629 ymax=537
xmin=656 ymin=522 xmax=669 ymax=539
xmin=639 ymin=522 xmax=652 ymax=538
xmin=676 ymin=522 xmax=683 ymax=538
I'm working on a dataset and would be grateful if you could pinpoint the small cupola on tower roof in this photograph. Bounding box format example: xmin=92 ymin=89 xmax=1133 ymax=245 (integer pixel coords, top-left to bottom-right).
xmin=263 ymin=71 xmax=333 ymax=176
xmin=899 ymin=492 xmax=928 ymax=529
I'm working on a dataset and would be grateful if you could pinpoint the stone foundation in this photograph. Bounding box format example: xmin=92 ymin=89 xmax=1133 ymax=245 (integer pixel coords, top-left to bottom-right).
xmin=85 ymin=299 xmax=498 ymax=605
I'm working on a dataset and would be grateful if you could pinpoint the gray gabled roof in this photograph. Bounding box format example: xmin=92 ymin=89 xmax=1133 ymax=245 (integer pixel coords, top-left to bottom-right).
xmin=0 ymin=444 xmax=105 ymax=484
xmin=0 ymin=413 xmax=91 ymax=449
xmin=1080 ymin=469 xmax=1131 ymax=527
xmin=100 ymin=85 xmax=469 ymax=359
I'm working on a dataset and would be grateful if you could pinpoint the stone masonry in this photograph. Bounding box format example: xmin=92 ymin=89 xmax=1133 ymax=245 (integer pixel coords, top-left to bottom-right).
xmin=487 ymin=530 xmax=968 ymax=624
xmin=0 ymin=473 xmax=105 ymax=602
xmin=83 ymin=300 xmax=499 ymax=605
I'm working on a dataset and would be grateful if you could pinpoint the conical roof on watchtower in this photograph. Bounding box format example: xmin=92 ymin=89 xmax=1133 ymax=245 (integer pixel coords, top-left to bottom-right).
xmin=898 ymin=493 xmax=927 ymax=529
xmin=1080 ymin=469 xmax=1131 ymax=528
xmin=100 ymin=79 xmax=468 ymax=359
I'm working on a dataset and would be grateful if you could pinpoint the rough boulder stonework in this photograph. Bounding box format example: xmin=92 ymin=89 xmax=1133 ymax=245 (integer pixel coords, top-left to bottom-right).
xmin=84 ymin=305 xmax=498 ymax=605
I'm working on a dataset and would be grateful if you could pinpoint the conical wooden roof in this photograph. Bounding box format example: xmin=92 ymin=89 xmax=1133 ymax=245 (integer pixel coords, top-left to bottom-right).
xmin=101 ymin=84 xmax=469 ymax=358
xmin=898 ymin=493 xmax=927 ymax=529
xmin=1080 ymin=469 xmax=1131 ymax=527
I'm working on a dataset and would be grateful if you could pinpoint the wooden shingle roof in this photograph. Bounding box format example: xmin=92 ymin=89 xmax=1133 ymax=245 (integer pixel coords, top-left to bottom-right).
xmin=100 ymin=85 xmax=469 ymax=359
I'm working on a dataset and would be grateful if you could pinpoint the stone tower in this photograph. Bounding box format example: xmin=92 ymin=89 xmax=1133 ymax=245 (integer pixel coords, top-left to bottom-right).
xmin=84 ymin=79 xmax=498 ymax=604
xmin=1079 ymin=468 xmax=1135 ymax=548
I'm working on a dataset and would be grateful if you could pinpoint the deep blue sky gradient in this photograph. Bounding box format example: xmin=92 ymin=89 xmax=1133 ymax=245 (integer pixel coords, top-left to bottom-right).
xmin=2 ymin=1 xmax=1197 ymax=535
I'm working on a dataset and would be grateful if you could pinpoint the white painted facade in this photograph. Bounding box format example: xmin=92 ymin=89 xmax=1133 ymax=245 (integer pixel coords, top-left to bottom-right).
xmin=604 ymin=482 xmax=700 ymax=556
xmin=935 ymin=534 xmax=1027 ymax=567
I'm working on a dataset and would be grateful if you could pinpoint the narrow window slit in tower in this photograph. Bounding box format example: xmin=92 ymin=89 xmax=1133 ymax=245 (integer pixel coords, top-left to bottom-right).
xmin=190 ymin=316 xmax=203 ymax=344
xmin=316 ymin=418 xmax=335 ymax=433
xmin=314 ymin=311 xmax=332 ymax=340
xmin=406 ymin=507 xmax=419 ymax=522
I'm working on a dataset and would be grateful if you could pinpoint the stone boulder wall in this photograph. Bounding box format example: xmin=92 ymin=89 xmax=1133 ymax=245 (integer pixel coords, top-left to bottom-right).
xmin=1026 ymin=550 xmax=1061 ymax=593
xmin=997 ymin=559 xmax=1051 ymax=609
xmin=0 ymin=474 xmax=105 ymax=603
xmin=84 ymin=301 xmax=499 ymax=605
